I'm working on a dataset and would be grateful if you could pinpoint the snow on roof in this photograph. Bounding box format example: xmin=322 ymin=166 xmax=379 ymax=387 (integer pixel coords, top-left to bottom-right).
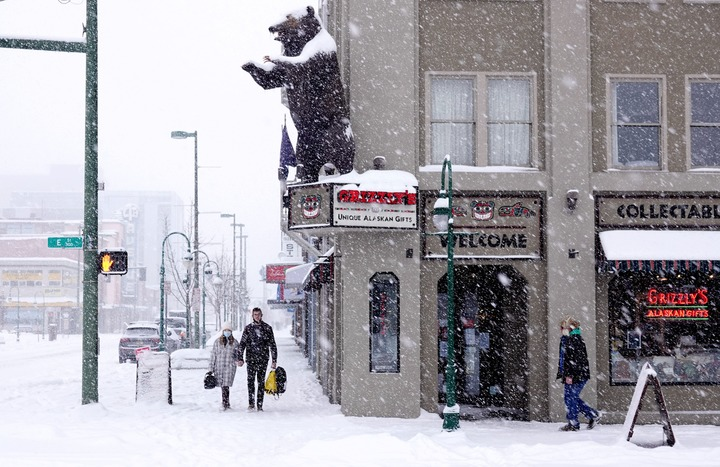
xmin=328 ymin=169 xmax=418 ymax=194
xmin=420 ymin=164 xmax=540 ymax=173
xmin=285 ymin=262 xmax=315 ymax=287
xmin=599 ymin=230 xmax=720 ymax=260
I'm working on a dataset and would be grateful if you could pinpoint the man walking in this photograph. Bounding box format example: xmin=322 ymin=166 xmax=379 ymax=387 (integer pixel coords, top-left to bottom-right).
xmin=238 ymin=307 xmax=278 ymax=411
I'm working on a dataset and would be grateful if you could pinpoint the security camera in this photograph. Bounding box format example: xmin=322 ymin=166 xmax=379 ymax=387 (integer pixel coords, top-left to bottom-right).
xmin=566 ymin=190 xmax=579 ymax=211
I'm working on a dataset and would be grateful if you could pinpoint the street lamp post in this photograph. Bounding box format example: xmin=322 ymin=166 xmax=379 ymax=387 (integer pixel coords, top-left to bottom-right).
xmin=160 ymin=232 xmax=192 ymax=351
xmin=433 ymin=155 xmax=459 ymax=431
xmin=201 ymin=257 xmax=221 ymax=349
xmin=220 ymin=213 xmax=238 ymax=328
xmin=171 ymin=130 xmax=200 ymax=346
xmin=190 ymin=249 xmax=218 ymax=348
xmin=34 ymin=291 xmax=46 ymax=340
xmin=10 ymin=286 xmax=20 ymax=342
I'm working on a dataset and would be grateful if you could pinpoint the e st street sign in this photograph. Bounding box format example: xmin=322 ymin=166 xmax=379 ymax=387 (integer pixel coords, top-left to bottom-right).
xmin=47 ymin=236 xmax=83 ymax=249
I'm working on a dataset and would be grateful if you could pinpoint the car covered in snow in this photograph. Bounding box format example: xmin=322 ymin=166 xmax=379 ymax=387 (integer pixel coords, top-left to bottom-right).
xmin=119 ymin=322 xmax=180 ymax=363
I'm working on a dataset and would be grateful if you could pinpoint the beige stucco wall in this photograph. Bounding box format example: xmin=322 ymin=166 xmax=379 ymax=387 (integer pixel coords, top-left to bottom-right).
xmin=339 ymin=230 xmax=422 ymax=417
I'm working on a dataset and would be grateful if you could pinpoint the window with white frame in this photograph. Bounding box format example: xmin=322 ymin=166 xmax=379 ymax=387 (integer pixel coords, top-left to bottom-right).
xmin=609 ymin=79 xmax=663 ymax=169
xmin=428 ymin=74 xmax=534 ymax=167
xmin=689 ymin=80 xmax=720 ymax=168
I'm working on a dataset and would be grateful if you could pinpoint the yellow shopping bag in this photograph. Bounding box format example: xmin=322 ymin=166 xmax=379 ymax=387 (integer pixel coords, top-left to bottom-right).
xmin=264 ymin=369 xmax=278 ymax=395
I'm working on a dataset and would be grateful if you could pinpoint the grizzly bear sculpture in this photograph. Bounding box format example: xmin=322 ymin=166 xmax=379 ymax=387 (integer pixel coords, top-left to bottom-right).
xmin=242 ymin=6 xmax=355 ymax=183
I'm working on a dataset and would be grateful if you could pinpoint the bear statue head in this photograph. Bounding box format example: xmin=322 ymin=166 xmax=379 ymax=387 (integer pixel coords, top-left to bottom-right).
xmin=268 ymin=6 xmax=322 ymax=57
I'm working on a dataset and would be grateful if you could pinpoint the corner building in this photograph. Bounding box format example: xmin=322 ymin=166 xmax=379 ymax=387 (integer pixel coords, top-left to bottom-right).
xmin=284 ymin=0 xmax=720 ymax=424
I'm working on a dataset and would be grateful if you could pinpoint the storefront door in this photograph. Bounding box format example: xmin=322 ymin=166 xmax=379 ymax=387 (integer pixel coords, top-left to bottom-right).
xmin=438 ymin=265 xmax=528 ymax=417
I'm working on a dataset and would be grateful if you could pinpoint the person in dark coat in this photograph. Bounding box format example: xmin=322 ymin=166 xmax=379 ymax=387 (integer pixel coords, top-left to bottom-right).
xmin=209 ymin=322 xmax=242 ymax=410
xmin=556 ymin=317 xmax=601 ymax=431
xmin=238 ymin=307 xmax=278 ymax=411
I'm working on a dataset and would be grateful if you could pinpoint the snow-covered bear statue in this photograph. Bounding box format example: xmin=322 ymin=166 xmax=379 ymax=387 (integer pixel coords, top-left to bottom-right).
xmin=242 ymin=6 xmax=355 ymax=183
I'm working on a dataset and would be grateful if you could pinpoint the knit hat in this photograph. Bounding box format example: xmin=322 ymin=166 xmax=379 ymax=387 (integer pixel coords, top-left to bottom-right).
xmin=221 ymin=322 xmax=233 ymax=332
xmin=564 ymin=317 xmax=580 ymax=330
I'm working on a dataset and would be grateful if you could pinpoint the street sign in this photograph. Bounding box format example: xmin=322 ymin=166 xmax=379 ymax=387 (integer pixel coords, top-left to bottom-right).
xmin=47 ymin=236 xmax=83 ymax=249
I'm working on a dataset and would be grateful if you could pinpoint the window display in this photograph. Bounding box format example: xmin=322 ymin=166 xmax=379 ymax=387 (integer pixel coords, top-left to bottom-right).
xmin=609 ymin=271 xmax=720 ymax=385
xmin=369 ymin=273 xmax=399 ymax=373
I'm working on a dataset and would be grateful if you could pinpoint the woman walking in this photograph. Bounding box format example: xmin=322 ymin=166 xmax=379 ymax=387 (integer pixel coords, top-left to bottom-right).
xmin=209 ymin=322 xmax=242 ymax=410
xmin=556 ymin=317 xmax=601 ymax=431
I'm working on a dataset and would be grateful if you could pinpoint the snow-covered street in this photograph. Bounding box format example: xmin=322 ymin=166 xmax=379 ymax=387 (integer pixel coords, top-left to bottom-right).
xmin=1 ymin=329 xmax=720 ymax=466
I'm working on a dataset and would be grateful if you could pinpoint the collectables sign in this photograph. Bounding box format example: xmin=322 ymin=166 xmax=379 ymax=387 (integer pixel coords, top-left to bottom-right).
xmin=422 ymin=193 xmax=544 ymax=259
xmin=598 ymin=194 xmax=720 ymax=228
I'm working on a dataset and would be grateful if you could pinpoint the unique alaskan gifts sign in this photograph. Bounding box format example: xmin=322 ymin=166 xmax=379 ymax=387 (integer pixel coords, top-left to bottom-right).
xmin=422 ymin=193 xmax=544 ymax=259
xmin=287 ymin=170 xmax=418 ymax=230
xmin=333 ymin=186 xmax=416 ymax=228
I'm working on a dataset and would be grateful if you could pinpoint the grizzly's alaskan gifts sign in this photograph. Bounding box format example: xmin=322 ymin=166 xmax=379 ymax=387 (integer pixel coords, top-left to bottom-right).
xmin=423 ymin=193 xmax=544 ymax=259
xmin=287 ymin=170 xmax=418 ymax=230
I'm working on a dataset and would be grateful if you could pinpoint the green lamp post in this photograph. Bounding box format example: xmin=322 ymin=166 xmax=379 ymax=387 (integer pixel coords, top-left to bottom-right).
xmin=160 ymin=232 xmax=192 ymax=351
xmin=201 ymin=259 xmax=221 ymax=349
xmin=190 ymin=250 xmax=218 ymax=348
xmin=433 ymin=155 xmax=460 ymax=431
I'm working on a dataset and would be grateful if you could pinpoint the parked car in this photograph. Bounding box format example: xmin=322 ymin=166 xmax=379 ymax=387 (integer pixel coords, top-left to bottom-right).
xmin=155 ymin=317 xmax=187 ymax=348
xmin=166 ymin=327 xmax=183 ymax=353
xmin=118 ymin=323 xmax=162 ymax=363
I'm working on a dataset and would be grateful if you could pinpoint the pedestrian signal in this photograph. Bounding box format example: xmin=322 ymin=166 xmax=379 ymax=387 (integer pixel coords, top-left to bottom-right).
xmin=98 ymin=249 xmax=129 ymax=275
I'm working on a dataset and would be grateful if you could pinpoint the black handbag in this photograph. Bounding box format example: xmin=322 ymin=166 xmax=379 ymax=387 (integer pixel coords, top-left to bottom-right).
xmin=204 ymin=371 xmax=217 ymax=390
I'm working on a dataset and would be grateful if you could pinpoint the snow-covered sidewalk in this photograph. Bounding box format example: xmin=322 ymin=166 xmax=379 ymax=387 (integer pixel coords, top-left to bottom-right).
xmin=1 ymin=329 xmax=720 ymax=466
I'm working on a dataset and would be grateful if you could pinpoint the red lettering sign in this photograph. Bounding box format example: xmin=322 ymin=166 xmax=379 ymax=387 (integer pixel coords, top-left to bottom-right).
xmin=645 ymin=287 xmax=710 ymax=320
xmin=336 ymin=189 xmax=417 ymax=205
xmin=646 ymin=288 xmax=708 ymax=306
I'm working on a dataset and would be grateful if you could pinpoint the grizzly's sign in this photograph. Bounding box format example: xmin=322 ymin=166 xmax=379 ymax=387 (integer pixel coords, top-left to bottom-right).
xmin=644 ymin=287 xmax=710 ymax=321
xmin=333 ymin=186 xmax=416 ymax=228
xmin=287 ymin=171 xmax=419 ymax=230
xmin=422 ymin=193 xmax=543 ymax=259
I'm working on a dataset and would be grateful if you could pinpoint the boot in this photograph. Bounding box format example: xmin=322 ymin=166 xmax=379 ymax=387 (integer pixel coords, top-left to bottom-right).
xmin=222 ymin=386 xmax=230 ymax=410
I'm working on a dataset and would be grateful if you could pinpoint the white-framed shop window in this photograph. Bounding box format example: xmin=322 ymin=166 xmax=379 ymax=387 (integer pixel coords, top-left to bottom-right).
xmin=427 ymin=72 xmax=536 ymax=168
xmin=687 ymin=76 xmax=720 ymax=169
xmin=607 ymin=76 xmax=666 ymax=170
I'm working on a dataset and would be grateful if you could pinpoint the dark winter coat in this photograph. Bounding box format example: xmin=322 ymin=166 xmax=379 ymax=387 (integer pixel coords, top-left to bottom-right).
xmin=209 ymin=335 xmax=241 ymax=387
xmin=556 ymin=329 xmax=591 ymax=382
xmin=239 ymin=320 xmax=278 ymax=365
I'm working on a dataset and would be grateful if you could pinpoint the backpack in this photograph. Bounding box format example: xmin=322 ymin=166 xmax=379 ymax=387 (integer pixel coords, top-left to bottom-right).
xmin=275 ymin=366 xmax=287 ymax=394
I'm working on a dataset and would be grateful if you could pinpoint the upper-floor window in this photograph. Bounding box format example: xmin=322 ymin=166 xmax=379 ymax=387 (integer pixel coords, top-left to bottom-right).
xmin=427 ymin=73 xmax=536 ymax=168
xmin=608 ymin=77 xmax=664 ymax=169
xmin=688 ymin=79 xmax=720 ymax=168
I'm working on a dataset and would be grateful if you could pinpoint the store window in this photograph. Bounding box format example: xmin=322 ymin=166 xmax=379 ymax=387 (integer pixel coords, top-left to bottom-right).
xmin=608 ymin=271 xmax=720 ymax=385
xmin=428 ymin=73 xmax=535 ymax=167
xmin=369 ymin=273 xmax=400 ymax=373
xmin=689 ymin=79 xmax=720 ymax=168
xmin=609 ymin=78 xmax=663 ymax=169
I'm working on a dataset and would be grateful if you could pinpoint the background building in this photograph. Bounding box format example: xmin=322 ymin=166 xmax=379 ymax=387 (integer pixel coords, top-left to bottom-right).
xmin=0 ymin=165 xmax=186 ymax=334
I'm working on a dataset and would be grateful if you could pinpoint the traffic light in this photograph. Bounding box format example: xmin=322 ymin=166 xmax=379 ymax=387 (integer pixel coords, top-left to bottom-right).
xmin=97 ymin=249 xmax=129 ymax=275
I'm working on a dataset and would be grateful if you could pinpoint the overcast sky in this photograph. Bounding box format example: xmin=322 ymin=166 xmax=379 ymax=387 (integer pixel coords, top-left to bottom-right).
xmin=0 ymin=0 xmax=313 ymax=301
